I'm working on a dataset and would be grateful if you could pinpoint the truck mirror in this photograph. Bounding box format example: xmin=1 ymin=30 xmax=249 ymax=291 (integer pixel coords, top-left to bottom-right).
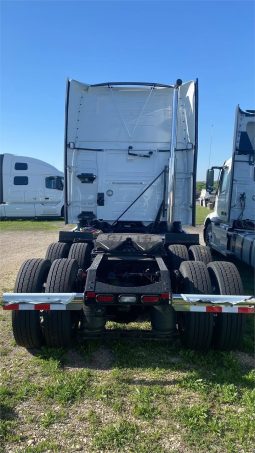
xmin=206 ymin=169 xmax=214 ymax=193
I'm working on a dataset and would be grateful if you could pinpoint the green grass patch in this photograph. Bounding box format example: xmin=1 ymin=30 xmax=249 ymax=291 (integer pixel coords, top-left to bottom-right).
xmin=196 ymin=205 xmax=212 ymax=224
xmin=93 ymin=420 xmax=139 ymax=451
xmin=176 ymin=402 xmax=210 ymax=432
xmin=43 ymin=369 xmax=92 ymax=404
xmin=0 ymin=220 xmax=65 ymax=231
xmin=132 ymin=385 xmax=160 ymax=419
xmin=93 ymin=419 xmax=163 ymax=452
xmin=40 ymin=409 xmax=66 ymax=428
xmin=23 ymin=440 xmax=60 ymax=453
xmin=0 ymin=419 xmax=20 ymax=443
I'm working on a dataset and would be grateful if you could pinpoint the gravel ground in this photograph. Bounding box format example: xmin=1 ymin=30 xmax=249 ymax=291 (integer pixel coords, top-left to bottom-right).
xmin=0 ymin=230 xmax=60 ymax=294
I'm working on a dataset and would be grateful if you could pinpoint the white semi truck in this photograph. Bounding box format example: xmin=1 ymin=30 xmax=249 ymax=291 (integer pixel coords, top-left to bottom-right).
xmin=3 ymin=80 xmax=255 ymax=351
xmin=0 ymin=153 xmax=64 ymax=219
xmin=199 ymin=189 xmax=216 ymax=208
xmin=204 ymin=107 xmax=255 ymax=267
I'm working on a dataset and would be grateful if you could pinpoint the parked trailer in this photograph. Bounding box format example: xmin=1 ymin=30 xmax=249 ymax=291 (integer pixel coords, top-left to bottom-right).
xmin=3 ymin=80 xmax=255 ymax=351
xmin=0 ymin=153 xmax=64 ymax=219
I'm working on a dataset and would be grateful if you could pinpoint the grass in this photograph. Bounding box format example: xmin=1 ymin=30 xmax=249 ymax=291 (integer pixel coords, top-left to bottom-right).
xmin=1 ymin=332 xmax=254 ymax=452
xmin=0 ymin=219 xmax=66 ymax=231
xmin=195 ymin=205 xmax=212 ymax=225
xmin=1 ymin=216 xmax=254 ymax=452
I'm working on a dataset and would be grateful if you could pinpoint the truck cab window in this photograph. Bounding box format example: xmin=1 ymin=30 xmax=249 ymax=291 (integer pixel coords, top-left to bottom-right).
xmin=219 ymin=168 xmax=229 ymax=193
xmin=14 ymin=176 xmax=28 ymax=185
xmin=15 ymin=162 xmax=28 ymax=170
xmin=45 ymin=176 xmax=63 ymax=190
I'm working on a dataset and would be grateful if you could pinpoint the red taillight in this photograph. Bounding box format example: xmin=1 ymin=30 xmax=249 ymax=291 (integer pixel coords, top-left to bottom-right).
xmin=3 ymin=304 xmax=19 ymax=310
xmin=85 ymin=291 xmax=96 ymax=299
xmin=141 ymin=295 xmax=159 ymax=303
xmin=96 ymin=295 xmax=114 ymax=303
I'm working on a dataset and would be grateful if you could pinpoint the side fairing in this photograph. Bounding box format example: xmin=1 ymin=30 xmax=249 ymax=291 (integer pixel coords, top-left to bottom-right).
xmin=175 ymin=80 xmax=197 ymax=226
xmin=229 ymin=107 xmax=255 ymax=222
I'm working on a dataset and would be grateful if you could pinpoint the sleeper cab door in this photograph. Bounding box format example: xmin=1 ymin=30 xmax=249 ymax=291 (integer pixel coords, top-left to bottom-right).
xmin=216 ymin=166 xmax=230 ymax=223
xmin=35 ymin=176 xmax=64 ymax=216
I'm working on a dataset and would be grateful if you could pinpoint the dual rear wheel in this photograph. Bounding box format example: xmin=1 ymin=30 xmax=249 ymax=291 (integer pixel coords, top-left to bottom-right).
xmin=44 ymin=259 xmax=80 ymax=347
xmin=177 ymin=261 xmax=214 ymax=350
xmin=177 ymin=259 xmax=245 ymax=350
xmin=168 ymin=244 xmax=212 ymax=269
xmin=207 ymin=261 xmax=245 ymax=350
xmin=12 ymin=258 xmax=81 ymax=349
xmin=46 ymin=241 xmax=92 ymax=270
xmin=12 ymin=259 xmax=51 ymax=349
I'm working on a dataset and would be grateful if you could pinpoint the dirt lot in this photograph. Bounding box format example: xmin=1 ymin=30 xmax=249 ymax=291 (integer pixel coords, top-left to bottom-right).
xmin=0 ymin=226 xmax=254 ymax=453
xmin=0 ymin=231 xmax=60 ymax=294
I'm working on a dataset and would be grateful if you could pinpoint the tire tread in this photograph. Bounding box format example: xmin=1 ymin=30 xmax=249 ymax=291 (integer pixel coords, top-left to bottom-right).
xmin=68 ymin=242 xmax=92 ymax=269
xmin=168 ymin=244 xmax=189 ymax=270
xmin=189 ymin=245 xmax=212 ymax=265
xmin=207 ymin=261 xmax=244 ymax=350
xmin=45 ymin=242 xmax=70 ymax=262
xmin=12 ymin=258 xmax=51 ymax=348
xmin=44 ymin=259 xmax=79 ymax=347
xmin=178 ymin=261 xmax=213 ymax=350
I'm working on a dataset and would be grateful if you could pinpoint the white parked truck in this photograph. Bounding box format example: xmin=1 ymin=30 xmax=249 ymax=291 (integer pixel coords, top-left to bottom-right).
xmin=199 ymin=189 xmax=216 ymax=208
xmin=0 ymin=153 xmax=64 ymax=219
xmin=204 ymin=107 xmax=255 ymax=267
xmin=3 ymin=81 xmax=255 ymax=351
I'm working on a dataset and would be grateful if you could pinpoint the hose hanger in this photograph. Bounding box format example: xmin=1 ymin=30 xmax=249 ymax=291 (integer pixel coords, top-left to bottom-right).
xmin=128 ymin=146 xmax=153 ymax=158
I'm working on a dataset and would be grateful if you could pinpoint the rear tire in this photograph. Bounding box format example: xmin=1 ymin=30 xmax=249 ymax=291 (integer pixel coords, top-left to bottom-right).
xmin=178 ymin=261 xmax=214 ymax=350
xmin=207 ymin=261 xmax=245 ymax=350
xmin=45 ymin=242 xmax=70 ymax=263
xmin=68 ymin=242 xmax=92 ymax=269
xmin=44 ymin=259 xmax=79 ymax=347
xmin=12 ymin=259 xmax=51 ymax=349
xmin=168 ymin=244 xmax=189 ymax=270
xmin=189 ymin=245 xmax=212 ymax=265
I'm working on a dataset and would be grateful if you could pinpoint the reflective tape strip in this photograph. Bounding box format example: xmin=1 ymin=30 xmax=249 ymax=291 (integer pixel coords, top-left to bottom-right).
xmin=238 ymin=307 xmax=255 ymax=314
xmin=3 ymin=303 xmax=67 ymax=311
xmin=187 ymin=306 xmax=255 ymax=314
xmin=35 ymin=304 xmax=50 ymax=311
xmin=189 ymin=306 xmax=206 ymax=312
xmin=49 ymin=304 xmax=67 ymax=311
xmin=206 ymin=306 xmax=222 ymax=313
xmin=3 ymin=304 xmax=19 ymax=310
xmin=3 ymin=303 xmax=254 ymax=313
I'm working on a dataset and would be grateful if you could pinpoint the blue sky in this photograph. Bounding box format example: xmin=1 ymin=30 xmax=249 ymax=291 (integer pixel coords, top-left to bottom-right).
xmin=1 ymin=0 xmax=254 ymax=179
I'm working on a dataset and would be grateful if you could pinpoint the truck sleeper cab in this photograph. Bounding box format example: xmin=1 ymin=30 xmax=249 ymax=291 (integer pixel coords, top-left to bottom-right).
xmin=0 ymin=153 xmax=64 ymax=219
xmin=204 ymin=107 xmax=255 ymax=267
xmin=3 ymin=82 xmax=255 ymax=352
